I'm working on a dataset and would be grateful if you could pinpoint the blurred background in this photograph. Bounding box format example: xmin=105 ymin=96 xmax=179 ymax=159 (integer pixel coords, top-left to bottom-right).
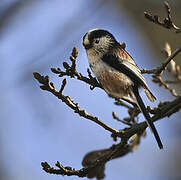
xmin=1 ymin=0 xmax=181 ymax=180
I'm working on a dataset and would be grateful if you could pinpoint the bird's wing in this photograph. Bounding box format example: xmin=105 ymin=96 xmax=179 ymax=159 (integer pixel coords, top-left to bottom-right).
xmin=101 ymin=52 xmax=147 ymax=87
xmin=101 ymin=48 xmax=156 ymax=101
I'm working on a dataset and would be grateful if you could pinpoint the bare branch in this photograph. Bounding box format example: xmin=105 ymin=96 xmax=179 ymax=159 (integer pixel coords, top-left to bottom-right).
xmin=41 ymin=138 xmax=142 ymax=179
xmin=144 ymin=1 xmax=180 ymax=33
xmin=152 ymin=75 xmax=178 ymax=97
xmin=112 ymin=112 xmax=133 ymax=126
xmin=162 ymin=43 xmax=181 ymax=81
xmin=51 ymin=47 xmax=102 ymax=90
xmin=124 ymin=96 xmax=181 ymax=140
xmin=114 ymin=99 xmax=133 ymax=109
xmin=141 ymin=44 xmax=181 ymax=97
xmin=33 ymin=72 xmax=120 ymax=137
xmin=141 ymin=46 xmax=181 ymax=75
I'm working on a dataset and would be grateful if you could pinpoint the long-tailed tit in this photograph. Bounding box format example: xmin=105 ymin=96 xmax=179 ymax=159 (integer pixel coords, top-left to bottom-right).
xmin=83 ymin=28 xmax=163 ymax=149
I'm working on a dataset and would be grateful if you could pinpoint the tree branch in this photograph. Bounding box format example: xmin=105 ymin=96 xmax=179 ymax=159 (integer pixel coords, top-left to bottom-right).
xmin=141 ymin=46 xmax=181 ymax=75
xmin=33 ymin=72 xmax=120 ymax=136
xmin=33 ymin=69 xmax=181 ymax=178
xmin=41 ymin=136 xmax=142 ymax=179
xmin=144 ymin=1 xmax=180 ymax=33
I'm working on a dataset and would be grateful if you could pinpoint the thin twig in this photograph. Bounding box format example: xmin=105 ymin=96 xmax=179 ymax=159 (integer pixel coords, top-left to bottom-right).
xmin=152 ymin=75 xmax=178 ymax=97
xmin=162 ymin=43 xmax=181 ymax=81
xmin=141 ymin=46 xmax=181 ymax=75
xmin=41 ymin=139 xmax=140 ymax=179
xmin=33 ymin=72 xmax=120 ymax=137
xmin=112 ymin=112 xmax=132 ymax=126
xmin=51 ymin=47 xmax=102 ymax=90
xmin=144 ymin=1 xmax=180 ymax=33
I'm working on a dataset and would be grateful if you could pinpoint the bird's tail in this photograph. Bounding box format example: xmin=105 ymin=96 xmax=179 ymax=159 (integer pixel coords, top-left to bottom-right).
xmin=132 ymin=85 xmax=163 ymax=149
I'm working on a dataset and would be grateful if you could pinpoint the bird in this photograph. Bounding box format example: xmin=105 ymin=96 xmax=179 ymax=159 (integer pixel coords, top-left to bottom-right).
xmin=82 ymin=28 xmax=163 ymax=149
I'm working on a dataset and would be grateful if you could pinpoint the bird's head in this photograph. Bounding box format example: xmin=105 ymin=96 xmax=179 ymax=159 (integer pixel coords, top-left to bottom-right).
xmin=83 ymin=29 xmax=118 ymax=55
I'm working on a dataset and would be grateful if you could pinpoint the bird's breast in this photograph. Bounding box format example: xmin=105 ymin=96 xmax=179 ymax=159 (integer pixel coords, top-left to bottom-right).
xmin=88 ymin=57 xmax=133 ymax=98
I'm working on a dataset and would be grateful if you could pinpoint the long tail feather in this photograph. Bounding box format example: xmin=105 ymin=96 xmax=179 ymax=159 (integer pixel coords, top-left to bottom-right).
xmin=132 ymin=86 xmax=163 ymax=149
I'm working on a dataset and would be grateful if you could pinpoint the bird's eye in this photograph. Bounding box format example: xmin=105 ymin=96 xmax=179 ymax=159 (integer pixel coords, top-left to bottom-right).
xmin=95 ymin=39 xmax=99 ymax=44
